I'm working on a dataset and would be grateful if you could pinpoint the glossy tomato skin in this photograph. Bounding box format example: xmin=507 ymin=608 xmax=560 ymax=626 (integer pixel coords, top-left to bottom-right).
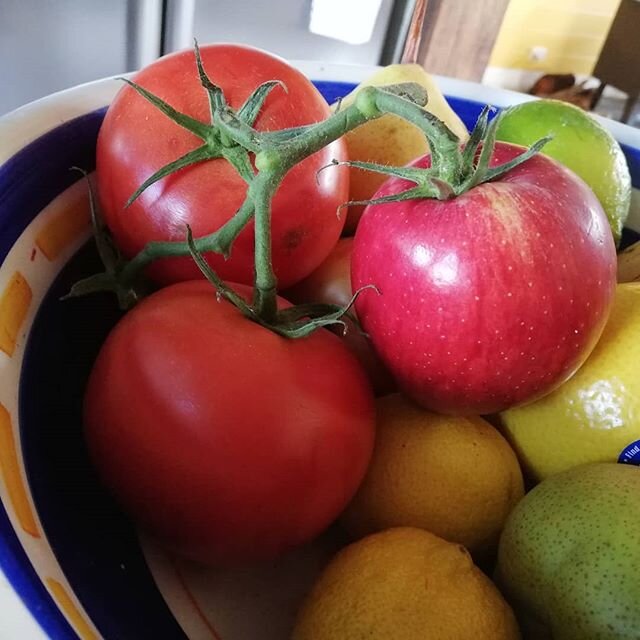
xmin=285 ymin=237 xmax=395 ymax=396
xmin=84 ymin=281 xmax=375 ymax=566
xmin=352 ymin=142 xmax=617 ymax=415
xmin=96 ymin=44 xmax=349 ymax=289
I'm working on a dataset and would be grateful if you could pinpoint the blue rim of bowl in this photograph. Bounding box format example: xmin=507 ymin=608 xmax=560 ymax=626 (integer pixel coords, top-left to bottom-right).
xmin=0 ymin=79 xmax=639 ymax=639
xmin=0 ymin=105 xmax=188 ymax=638
xmin=0 ymin=108 xmax=104 ymax=639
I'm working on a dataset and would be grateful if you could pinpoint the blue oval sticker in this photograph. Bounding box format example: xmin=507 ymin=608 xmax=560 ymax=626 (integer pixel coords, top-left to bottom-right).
xmin=618 ymin=440 xmax=640 ymax=465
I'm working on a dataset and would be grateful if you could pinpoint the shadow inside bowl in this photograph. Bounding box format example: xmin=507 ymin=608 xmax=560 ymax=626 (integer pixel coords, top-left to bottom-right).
xmin=20 ymin=242 xmax=188 ymax=639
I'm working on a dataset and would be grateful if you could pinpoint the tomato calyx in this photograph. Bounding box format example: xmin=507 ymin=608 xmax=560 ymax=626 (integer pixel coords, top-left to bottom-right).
xmin=335 ymin=105 xmax=553 ymax=209
xmin=122 ymin=45 xmax=284 ymax=207
xmin=173 ymin=79 xmax=427 ymax=332
xmin=185 ymin=226 xmax=375 ymax=338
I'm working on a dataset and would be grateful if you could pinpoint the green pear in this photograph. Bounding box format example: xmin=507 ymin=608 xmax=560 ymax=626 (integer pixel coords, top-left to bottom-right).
xmin=497 ymin=463 xmax=640 ymax=640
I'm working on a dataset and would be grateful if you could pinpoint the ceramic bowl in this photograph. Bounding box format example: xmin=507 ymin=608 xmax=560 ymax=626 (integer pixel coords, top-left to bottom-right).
xmin=0 ymin=62 xmax=639 ymax=639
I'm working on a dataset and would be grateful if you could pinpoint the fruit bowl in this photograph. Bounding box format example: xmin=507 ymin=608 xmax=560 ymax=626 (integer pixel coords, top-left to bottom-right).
xmin=0 ymin=61 xmax=639 ymax=639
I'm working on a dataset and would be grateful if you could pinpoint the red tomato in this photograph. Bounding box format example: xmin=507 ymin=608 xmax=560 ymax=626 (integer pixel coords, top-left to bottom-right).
xmin=83 ymin=281 xmax=375 ymax=566
xmin=352 ymin=142 xmax=617 ymax=415
xmin=96 ymin=44 xmax=348 ymax=288
xmin=285 ymin=238 xmax=395 ymax=396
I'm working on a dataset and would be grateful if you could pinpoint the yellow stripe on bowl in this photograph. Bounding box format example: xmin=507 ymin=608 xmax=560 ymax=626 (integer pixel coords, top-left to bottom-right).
xmin=35 ymin=179 xmax=91 ymax=261
xmin=46 ymin=578 xmax=99 ymax=640
xmin=0 ymin=272 xmax=32 ymax=357
xmin=0 ymin=402 xmax=39 ymax=537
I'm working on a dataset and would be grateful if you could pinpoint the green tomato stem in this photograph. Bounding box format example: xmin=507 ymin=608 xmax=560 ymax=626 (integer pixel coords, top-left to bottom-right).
xmin=79 ymin=54 xmax=546 ymax=338
xmin=250 ymin=173 xmax=281 ymax=321
xmin=241 ymin=86 xmax=434 ymax=320
xmin=371 ymin=88 xmax=462 ymax=183
xmin=117 ymin=85 xmax=433 ymax=321
xmin=119 ymin=196 xmax=255 ymax=287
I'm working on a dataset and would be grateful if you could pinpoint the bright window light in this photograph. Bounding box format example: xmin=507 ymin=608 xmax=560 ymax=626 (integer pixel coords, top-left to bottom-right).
xmin=309 ymin=0 xmax=384 ymax=45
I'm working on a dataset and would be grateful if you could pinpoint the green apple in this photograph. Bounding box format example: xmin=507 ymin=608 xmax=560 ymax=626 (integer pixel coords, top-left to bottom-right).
xmin=496 ymin=463 xmax=640 ymax=640
xmin=496 ymin=99 xmax=631 ymax=245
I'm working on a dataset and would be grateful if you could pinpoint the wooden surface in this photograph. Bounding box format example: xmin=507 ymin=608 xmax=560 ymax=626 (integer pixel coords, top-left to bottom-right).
xmin=418 ymin=0 xmax=510 ymax=81
xmin=401 ymin=0 xmax=428 ymax=64
xmin=593 ymin=0 xmax=640 ymax=96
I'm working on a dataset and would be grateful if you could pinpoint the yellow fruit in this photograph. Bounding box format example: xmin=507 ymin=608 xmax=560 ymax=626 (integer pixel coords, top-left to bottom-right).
xmin=291 ymin=527 xmax=521 ymax=640
xmin=500 ymin=283 xmax=640 ymax=481
xmin=617 ymin=239 xmax=640 ymax=282
xmin=341 ymin=394 xmax=524 ymax=558
xmin=335 ymin=64 xmax=469 ymax=233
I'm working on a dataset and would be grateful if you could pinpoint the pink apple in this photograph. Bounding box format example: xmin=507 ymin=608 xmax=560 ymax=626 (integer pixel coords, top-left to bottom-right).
xmin=352 ymin=142 xmax=617 ymax=415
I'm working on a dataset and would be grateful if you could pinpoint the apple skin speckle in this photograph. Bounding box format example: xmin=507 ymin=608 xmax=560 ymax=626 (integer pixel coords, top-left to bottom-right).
xmin=352 ymin=143 xmax=616 ymax=415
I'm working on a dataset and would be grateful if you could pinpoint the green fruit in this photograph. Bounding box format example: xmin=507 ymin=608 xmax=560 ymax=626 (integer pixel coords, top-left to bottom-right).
xmin=496 ymin=99 xmax=631 ymax=245
xmin=497 ymin=463 xmax=640 ymax=640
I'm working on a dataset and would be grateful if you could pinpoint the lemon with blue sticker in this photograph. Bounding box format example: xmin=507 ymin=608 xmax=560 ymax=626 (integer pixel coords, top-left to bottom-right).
xmin=500 ymin=282 xmax=640 ymax=481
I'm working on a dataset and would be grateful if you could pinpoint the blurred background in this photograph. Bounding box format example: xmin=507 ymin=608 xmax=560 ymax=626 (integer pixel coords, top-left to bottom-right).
xmin=0 ymin=0 xmax=638 ymax=126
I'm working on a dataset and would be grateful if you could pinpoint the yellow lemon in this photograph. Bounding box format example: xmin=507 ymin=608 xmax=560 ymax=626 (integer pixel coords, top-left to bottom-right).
xmin=291 ymin=527 xmax=520 ymax=640
xmin=500 ymin=283 xmax=640 ymax=481
xmin=334 ymin=64 xmax=469 ymax=234
xmin=341 ymin=394 xmax=524 ymax=558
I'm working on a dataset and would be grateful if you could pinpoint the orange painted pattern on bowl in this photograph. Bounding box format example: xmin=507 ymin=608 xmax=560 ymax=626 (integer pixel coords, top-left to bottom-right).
xmin=46 ymin=578 xmax=99 ymax=640
xmin=0 ymin=402 xmax=39 ymax=537
xmin=0 ymin=271 xmax=32 ymax=357
xmin=35 ymin=181 xmax=91 ymax=261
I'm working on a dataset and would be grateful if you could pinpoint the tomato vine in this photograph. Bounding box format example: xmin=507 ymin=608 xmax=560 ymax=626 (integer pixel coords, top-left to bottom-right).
xmin=70 ymin=42 xmax=545 ymax=338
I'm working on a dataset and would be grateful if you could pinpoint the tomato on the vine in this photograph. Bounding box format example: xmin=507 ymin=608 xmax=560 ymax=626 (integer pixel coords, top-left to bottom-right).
xmin=96 ymin=44 xmax=349 ymax=289
xmin=83 ymin=281 xmax=375 ymax=566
